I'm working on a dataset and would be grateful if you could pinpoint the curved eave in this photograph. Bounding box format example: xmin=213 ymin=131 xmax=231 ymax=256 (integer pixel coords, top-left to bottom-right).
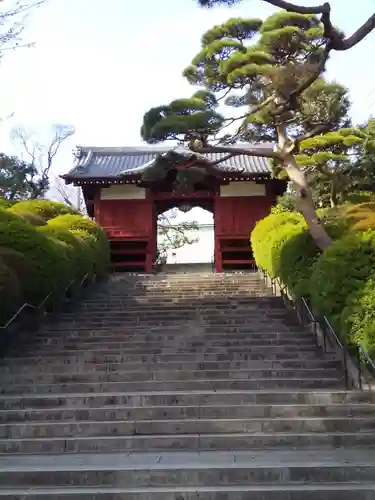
xmin=66 ymin=172 xmax=272 ymax=187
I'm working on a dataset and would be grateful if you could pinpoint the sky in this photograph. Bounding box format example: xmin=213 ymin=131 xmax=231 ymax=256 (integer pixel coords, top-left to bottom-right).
xmin=0 ymin=0 xmax=374 ymax=223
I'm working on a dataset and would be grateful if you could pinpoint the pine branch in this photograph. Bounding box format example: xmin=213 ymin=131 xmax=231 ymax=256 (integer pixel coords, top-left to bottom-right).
xmin=263 ymin=0 xmax=330 ymax=15
xmin=190 ymin=143 xmax=281 ymax=160
xmin=263 ymin=0 xmax=375 ymax=51
xmin=295 ymin=123 xmax=332 ymax=147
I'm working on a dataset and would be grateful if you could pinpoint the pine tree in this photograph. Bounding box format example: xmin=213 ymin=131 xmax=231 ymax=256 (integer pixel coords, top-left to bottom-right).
xmin=143 ymin=6 xmax=370 ymax=248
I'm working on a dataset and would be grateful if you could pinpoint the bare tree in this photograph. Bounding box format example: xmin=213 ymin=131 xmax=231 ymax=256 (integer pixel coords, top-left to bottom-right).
xmin=52 ymin=174 xmax=85 ymax=213
xmin=11 ymin=124 xmax=75 ymax=198
xmin=0 ymin=0 xmax=46 ymax=53
xmin=157 ymin=209 xmax=200 ymax=262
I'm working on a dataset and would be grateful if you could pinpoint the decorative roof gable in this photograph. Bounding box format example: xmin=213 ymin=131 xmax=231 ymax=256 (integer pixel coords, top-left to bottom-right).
xmin=63 ymin=144 xmax=274 ymax=183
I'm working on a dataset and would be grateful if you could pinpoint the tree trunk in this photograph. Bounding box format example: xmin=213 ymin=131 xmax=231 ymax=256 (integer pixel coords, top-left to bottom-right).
xmin=283 ymin=154 xmax=332 ymax=250
xmin=330 ymin=180 xmax=338 ymax=208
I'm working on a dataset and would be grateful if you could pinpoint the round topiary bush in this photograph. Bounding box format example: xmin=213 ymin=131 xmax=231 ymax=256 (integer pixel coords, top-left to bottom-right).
xmin=17 ymin=212 xmax=47 ymax=226
xmin=0 ymin=197 xmax=15 ymax=209
xmin=251 ymin=211 xmax=304 ymax=275
xmin=10 ymin=200 xmax=78 ymax=221
xmin=0 ymin=208 xmax=70 ymax=305
xmin=0 ymin=259 xmax=21 ymax=325
xmin=341 ymin=276 xmax=375 ymax=354
xmin=279 ymin=229 xmax=320 ymax=298
xmin=38 ymin=226 xmax=92 ymax=280
xmin=310 ymin=230 xmax=375 ymax=329
xmin=69 ymin=229 xmax=97 ymax=278
xmin=0 ymin=247 xmax=37 ymax=304
xmin=48 ymin=214 xmax=110 ymax=277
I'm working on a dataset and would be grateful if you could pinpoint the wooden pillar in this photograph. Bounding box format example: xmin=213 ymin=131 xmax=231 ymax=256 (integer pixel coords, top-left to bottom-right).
xmin=93 ymin=187 xmax=101 ymax=222
xmin=213 ymin=194 xmax=223 ymax=273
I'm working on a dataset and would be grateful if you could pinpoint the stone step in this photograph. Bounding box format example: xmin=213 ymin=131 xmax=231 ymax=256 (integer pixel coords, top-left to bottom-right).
xmin=52 ymin=311 xmax=294 ymax=321
xmin=10 ymin=338 xmax=319 ymax=354
xmin=1 ymin=485 xmax=375 ymax=500
xmin=0 ymin=377 xmax=344 ymax=395
xmin=90 ymin=296 xmax=297 ymax=304
xmin=86 ymin=293 xmax=272 ymax=301
xmin=3 ymin=346 xmax=328 ymax=361
xmin=46 ymin=315 xmax=298 ymax=325
xmin=0 ymin=368 xmax=342 ymax=386
xmin=1 ymin=416 xmax=375 ymax=440
xmin=0 ymin=390 xmax=370 ymax=411
xmin=1 ymin=402 xmax=375 ymax=424
xmin=0 ymin=358 xmax=340 ymax=375
xmin=38 ymin=323 xmax=305 ymax=333
xmin=60 ymin=317 xmax=298 ymax=325
xmin=0 ymin=450 xmax=375 ymax=487
xmin=22 ymin=331 xmax=314 ymax=343
xmin=1 ymin=430 xmax=375 ymax=453
xmin=81 ymin=297 xmax=274 ymax=304
xmin=97 ymin=287 xmax=267 ymax=293
xmin=0 ymin=351 xmax=339 ymax=366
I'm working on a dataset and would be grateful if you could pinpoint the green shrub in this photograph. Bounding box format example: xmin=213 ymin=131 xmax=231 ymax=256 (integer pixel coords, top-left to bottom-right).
xmin=17 ymin=212 xmax=47 ymax=226
xmin=270 ymin=194 xmax=297 ymax=214
xmin=70 ymin=229 xmax=98 ymax=278
xmin=0 ymin=259 xmax=21 ymax=325
xmin=0 ymin=247 xmax=36 ymax=303
xmin=10 ymin=200 xmax=78 ymax=221
xmin=0 ymin=197 xmax=15 ymax=208
xmin=38 ymin=226 xmax=92 ymax=280
xmin=310 ymin=231 xmax=375 ymax=329
xmin=341 ymin=276 xmax=375 ymax=354
xmin=251 ymin=211 xmax=304 ymax=273
xmin=48 ymin=215 xmax=110 ymax=277
xmin=344 ymin=192 xmax=375 ymax=205
xmin=0 ymin=208 xmax=70 ymax=304
xmin=279 ymin=229 xmax=320 ymax=298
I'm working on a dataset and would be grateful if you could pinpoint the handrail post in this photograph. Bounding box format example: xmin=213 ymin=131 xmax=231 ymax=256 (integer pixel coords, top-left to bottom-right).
xmin=322 ymin=320 xmax=327 ymax=353
xmin=258 ymin=268 xmax=375 ymax=392
xmin=343 ymin=347 xmax=349 ymax=390
xmin=356 ymin=346 xmax=363 ymax=390
xmin=312 ymin=318 xmax=318 ymax=347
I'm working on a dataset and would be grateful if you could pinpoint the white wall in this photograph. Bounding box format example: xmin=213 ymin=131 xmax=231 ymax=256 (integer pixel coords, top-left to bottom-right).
xmin=158 ymin=207 xmax=214 ymax=264
xmin=163 ymin=225 xmax=215 ymax=264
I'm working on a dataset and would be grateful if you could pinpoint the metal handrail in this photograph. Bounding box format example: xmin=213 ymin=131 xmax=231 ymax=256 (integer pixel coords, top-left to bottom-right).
xmin=0 ymin=272 xmax=91 ymax=331
xmin=258 ymin=267 xmax=375 ymax=391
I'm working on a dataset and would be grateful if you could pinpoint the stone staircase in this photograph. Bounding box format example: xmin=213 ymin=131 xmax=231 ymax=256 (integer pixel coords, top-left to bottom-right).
xmin=0 ymin=271 xmax=374 ymax=498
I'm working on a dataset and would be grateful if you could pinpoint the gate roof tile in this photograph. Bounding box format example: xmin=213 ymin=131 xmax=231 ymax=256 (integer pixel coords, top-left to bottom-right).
xmin=63 ymin=144 xmax=274 ymax=182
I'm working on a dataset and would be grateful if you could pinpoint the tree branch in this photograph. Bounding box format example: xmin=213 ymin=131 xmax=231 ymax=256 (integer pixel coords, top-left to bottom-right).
xmin=263 ymin=0 xmax=330 ymax=15
xmin=293 ymin=44 xmax=331 ymax=98
xmin=190 ymin=143 xmax=282 ymax=160
xmin=295 ymin=123 xmax=332 ymax=147
xmin=264 ymin=0 xmax=375 ymax=51
xmin=333 ymin=12 xmax=375 ymax=50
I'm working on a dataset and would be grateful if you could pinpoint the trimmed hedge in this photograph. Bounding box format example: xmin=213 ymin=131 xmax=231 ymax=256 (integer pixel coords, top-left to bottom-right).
xmin=0 ymin=208 xmax=69 ymax=305
xmin=0 ymin=202 xmax=110 ymax=325
xmin=0 ymin=197 xmax=15 ymax=208
xmin=10 ymin=200 xmax=78 ymax=221
xmin=0 ymin=259 xmax=21 ymax=323
xmin=310 ymin=231 xmax=375 ymax=328
xmin=0 ymin=248 xmax=36 ymax=302
xmin=251 ymin=212 xmax=305 ymax=276
xmin=251 ymin=202 xmax=375 ymax=354
xmin=38 ymin=226 xmax=93 ymax=280
xmin=18 ymin=212 xmax=47 ymax=226
xmin=341 ymin=276 xmax=375 ymax=355
xmin=48 ymin=215 xmax=110 ymax=277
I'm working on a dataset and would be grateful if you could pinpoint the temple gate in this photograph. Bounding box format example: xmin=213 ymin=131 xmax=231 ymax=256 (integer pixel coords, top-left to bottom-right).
xmin=63 ymin=145 xmax=286 ymax=273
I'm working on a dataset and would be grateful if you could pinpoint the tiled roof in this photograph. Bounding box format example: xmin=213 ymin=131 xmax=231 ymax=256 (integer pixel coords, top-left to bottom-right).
xmin=64 ymin=144 xmax=273 ymax=180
